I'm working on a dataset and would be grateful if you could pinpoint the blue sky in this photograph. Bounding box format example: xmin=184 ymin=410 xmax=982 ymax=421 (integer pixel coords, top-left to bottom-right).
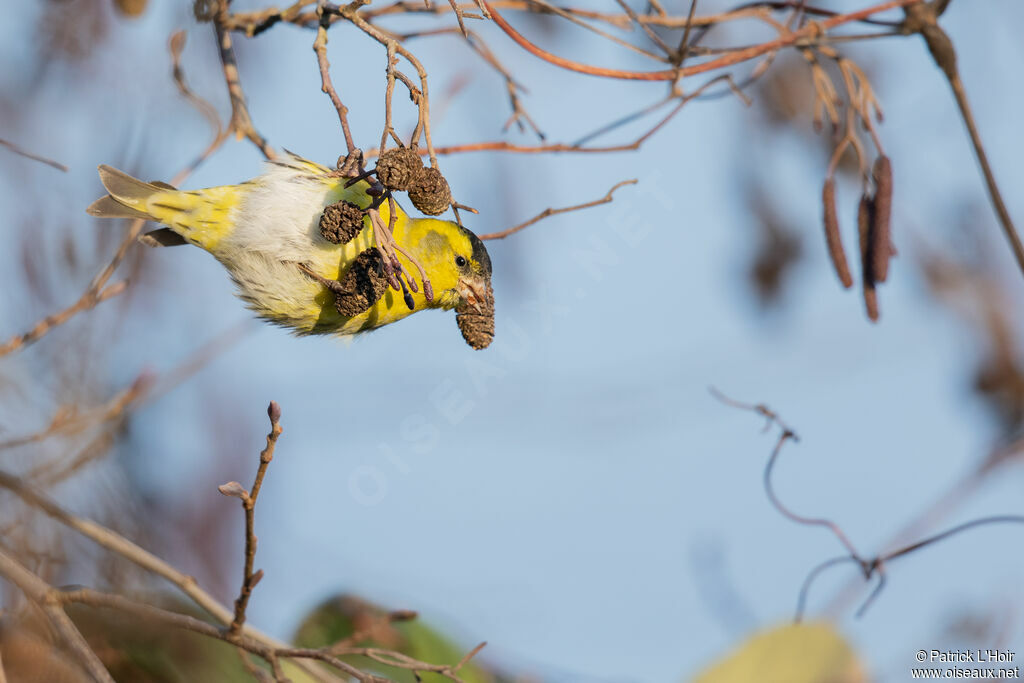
xmin=3 ymin=1 xmax=1024 ymax=680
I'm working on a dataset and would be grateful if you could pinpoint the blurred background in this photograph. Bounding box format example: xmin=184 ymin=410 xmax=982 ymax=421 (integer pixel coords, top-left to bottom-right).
xmin=1 ymin=0 xmax=1022 ymax=681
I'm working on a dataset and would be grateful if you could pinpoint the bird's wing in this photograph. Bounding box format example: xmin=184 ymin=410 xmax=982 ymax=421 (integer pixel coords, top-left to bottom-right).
xmin=274 ymin=150 xmax=334 ymax=177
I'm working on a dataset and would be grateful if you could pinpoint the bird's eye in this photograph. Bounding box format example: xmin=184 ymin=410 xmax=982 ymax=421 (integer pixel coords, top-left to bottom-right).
xmin=455 ymin=255 xmax=467 ymax=268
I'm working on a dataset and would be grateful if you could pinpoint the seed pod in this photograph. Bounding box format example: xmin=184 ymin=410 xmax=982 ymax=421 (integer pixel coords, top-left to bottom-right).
xmin=822 ymin=179 xmax=853 ymax=289
xmin=375 ymin=147 xmax=424 ymax=192
xmin=319 ymin=201 xmax=365 ymax=244
xmin=408 ymin=167 xmax=452 ymax=216
xmin=455 ymin=283 xmax=494 ymax=350
xmin=333 ymin=249 xmax=389 ymax=317
xmin=871 ymin=155 xmax=894 ymax=283
xmin=857 ymin=194 xmax=880 ymax=322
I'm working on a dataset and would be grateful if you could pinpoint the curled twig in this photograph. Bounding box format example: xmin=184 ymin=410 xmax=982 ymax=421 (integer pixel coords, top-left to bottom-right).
xmin=715 ymin=390 xmax=1024 ymax=621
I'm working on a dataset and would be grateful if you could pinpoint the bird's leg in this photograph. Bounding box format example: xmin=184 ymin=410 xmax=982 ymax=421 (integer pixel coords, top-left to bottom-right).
xmin=343 ymin=168 xmax=376 ymax=188
xmin=295 ymin=262 xmax=344 ymax=294
xmin=366 ymin=188 xmax=390 ymax=212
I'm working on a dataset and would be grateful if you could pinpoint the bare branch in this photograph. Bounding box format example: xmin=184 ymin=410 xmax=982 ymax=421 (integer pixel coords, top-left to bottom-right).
xmin=0 ymin=549 xmax=114 ymax=683
xmin=479 ymin=179 xmax=637 ymax=240
xmin=902 ymin=3 xmax=1024 ymax=279
xmin=226 ymin=402 xmax=284 ymax=638
xmin=0 ymin=138 xmax=67 ymax=172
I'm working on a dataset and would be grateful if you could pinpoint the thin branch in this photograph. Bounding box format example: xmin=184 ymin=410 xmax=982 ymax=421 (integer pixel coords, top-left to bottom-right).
xmin=54 ymin=587 xmax=373 ymax=682
xmin=901 ymin=3 xmax=1024 ymax=279
xmin=482 ymin=0 xmax=921 ymax=82
xmin=0 ymin=138 xmax=67 ymax=172
xmin=715 ymin=390 xmax=1024 ymax=620
xmin=2 ymin=34 xmax=240 ymax=361
xmin=391 ymin=72 xmax=739 ymax=157
xmin=222 ymin=402 xmax=283 ymax=638
xmin=0 ymin=549 xmax=114 ymax=683
xmin=0 ymin=469 xmax=334 ymax=682
xmin=479 ymin=179 xmax=637 ymax=240
xmin=794 ymin=555 xmax=859 ymax=622
xmin=0 ymin=281 xmax=128 ymax=358
xmin=315 ymin=2 xmax=358 ymax=154
xmin=169 ymin=28 xmax=234 ymax=177
xmin=214 ymin=0 xmax=276 ymax=159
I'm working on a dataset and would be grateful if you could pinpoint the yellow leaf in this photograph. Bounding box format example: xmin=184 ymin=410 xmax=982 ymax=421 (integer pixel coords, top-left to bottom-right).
xmin=692 ymin=621 xmax=868 ymax=683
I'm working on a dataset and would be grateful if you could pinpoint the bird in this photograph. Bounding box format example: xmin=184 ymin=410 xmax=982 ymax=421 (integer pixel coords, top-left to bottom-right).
xmin=86 ymin=152 xmax=493 ymax=348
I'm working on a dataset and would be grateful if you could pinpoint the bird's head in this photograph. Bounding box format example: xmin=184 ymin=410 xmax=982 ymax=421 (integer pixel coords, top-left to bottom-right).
xmin=405 ymin=218 xmax=492 ymax=313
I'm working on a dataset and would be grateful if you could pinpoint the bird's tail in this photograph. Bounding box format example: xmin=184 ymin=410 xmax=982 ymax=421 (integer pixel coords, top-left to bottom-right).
xmin=87 ymin=165 xmax=238 ymax=252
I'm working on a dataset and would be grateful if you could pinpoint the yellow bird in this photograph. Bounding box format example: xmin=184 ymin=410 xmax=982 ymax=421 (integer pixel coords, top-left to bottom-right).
xmin=86 ymin=153 xmax=493 ymax=348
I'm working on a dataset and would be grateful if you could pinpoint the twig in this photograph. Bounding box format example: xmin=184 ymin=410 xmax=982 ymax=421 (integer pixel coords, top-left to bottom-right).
xmin=0 ymin=281 xmax=128 ymax=358
xmin=613 ymin=0 xmax=675 ymax=59
xmin=901 ymin=4 xmax=1024 ymax=279
xmin=4 ymin=34 xmax=240 ymax=361
xmin=797 ymin=516 xmax=1024 ymax=620
xmin=398 ymin=27 xmax=543 ymax=139
xmin=221 ymin=402 xmax=283 ymax=638
xmin=214 ymin=0 xmax=276 ymax=159
xmin=482 ymin=0 xmax=921 ymax=81
xmin=237 ymin=1 xmax=894 ymax=32
xmin=383 ymin=72 xmax=738 ymax=159
xmin=479 ymin=179 xmax=637 ymax=240
xmin=54 ymin=587 xmax=372 ymax=682
xmin=0 ymin=469 xmax=334 ymax=682
xmin=314 ymin=2 xmax=357 ymax=154
xmin=714 ymin=390 xmax=1024 ymax=620
xmin=169 ymin=29 xmax=233 ymax=177
xmin=336 ymin=5 xmax=440 ymax=168
xmin=0 ymin=549 xmax=114 ymax=683
xmin=0 ymin=138 xmax=67 ymax=172
xmin=528 ymin=0 xmax=670 ymax=63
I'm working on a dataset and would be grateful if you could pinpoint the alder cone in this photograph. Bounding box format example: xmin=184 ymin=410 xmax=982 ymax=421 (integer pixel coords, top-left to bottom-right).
xmin=334 ymin=249 xmax=389 ymax=317
xmin=320 ymin=201 xmax=365 ymax=244
xmin=408 ymin=167 xmax=451 ymax=216
xmin=375 ymin=147 xmax=423 ymax=192
xmin=455 ymin=284 xmax=494 ymax=350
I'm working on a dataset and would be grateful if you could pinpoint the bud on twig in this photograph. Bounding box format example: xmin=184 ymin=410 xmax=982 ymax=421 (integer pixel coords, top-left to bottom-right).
xmin=218 ymin=481 xmax=248 ymax=499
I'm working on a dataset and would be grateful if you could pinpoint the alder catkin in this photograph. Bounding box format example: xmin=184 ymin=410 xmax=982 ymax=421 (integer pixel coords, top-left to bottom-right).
xmin=858 ymin=194 xmax=880 ymax=322
xmin=822 ymin=178 xmax=854 ymax=289
xmin=871 ymin=155 xmax=893 ymax=283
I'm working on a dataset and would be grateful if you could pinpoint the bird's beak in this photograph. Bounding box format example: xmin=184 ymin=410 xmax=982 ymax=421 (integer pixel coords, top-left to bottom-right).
xmin=456 ymin=276 xmax=489 ymax=313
